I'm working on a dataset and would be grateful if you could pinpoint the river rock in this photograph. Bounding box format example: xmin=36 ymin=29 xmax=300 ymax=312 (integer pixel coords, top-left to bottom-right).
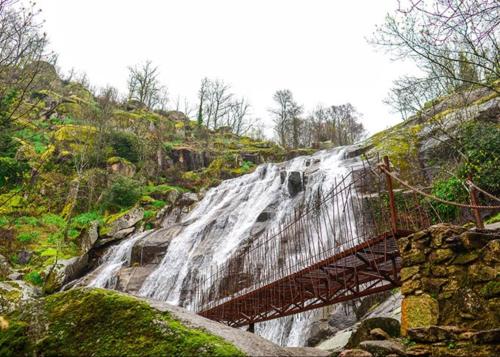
xmin=359 ymin=340 xmax=406 ymax=356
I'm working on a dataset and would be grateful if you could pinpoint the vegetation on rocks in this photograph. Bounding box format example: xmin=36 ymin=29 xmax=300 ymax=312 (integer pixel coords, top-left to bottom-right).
xmin=0 ymin=288 xmax=244 ymax=357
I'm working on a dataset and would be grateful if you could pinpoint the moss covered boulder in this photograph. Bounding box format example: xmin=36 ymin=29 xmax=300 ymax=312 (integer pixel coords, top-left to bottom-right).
xmin=0 ymin=288 xmax=243 ymax=357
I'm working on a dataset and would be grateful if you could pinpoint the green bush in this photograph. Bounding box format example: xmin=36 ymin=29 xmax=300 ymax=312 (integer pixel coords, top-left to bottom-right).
xmin=41 ymin=213 xmax=66 ymax=228
xmin=458 ymin=121 xmax=500 ymax=194
xmin=15 ymin=216 xmax=39 ymax=227
xmin=101 ymin=176 xmax=142 ymax=212
xmin=0 ymin=157 xmax=27 ymax=189
xmin=71 ymin=211 xmax=103 ymax=229
xmin=17 ymin=231 xmax=40 ymax=243
xmin=107 ymin=131 xmax=141 ymax=164
xmin=430 ymin=177 xmax=467 ymax=222
xmin=24 ymin=271 xmax=43 ymax=285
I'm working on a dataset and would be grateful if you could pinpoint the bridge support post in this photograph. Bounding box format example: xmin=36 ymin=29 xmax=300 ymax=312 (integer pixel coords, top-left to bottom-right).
xmin=247 ymin=323 xmax=255 ymax=333
xmin=383 ymin=156 xmax=398 ymax=234
xmin=468 ymin=176 xmax=484 ymax=229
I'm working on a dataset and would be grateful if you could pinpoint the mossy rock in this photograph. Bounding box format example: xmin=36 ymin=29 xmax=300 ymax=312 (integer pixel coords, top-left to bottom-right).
xmin=0 ymin=288 xmax=243 ymax=357
xmin=401 ymin=294 xmax=439 ymax=335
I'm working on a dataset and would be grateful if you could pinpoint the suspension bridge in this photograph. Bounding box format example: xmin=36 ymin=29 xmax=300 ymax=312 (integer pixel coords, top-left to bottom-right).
xmin=193 ymin=156 xmax=496 ymax=329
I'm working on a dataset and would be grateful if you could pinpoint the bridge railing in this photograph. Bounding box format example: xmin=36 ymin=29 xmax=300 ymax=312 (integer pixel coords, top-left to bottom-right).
xmin=192 ymin=154 xmax=499 ymax=314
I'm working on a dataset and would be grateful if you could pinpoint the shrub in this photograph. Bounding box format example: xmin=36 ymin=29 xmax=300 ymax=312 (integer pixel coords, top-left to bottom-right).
xmin=24 ymin=271 xmax=43 ymax=285
xmin=101 ymin=176 xmax=142 ymax=212
xmin=107 ymin=131 xmax=141 ymax=164
xmin=71 ymin=211 xmax=103 ymax=229
xmin=41 ymin=213 xmax=66 ymax=228
xmin=458 ymin=121 xmax=500 ymax=194
xmin=17 ymin=231 xmax=40 ymax=243
xmin=431 ymin=177 xmax=467 ymax=222
xmin=0 ymin=157 xmax=28 ymax=189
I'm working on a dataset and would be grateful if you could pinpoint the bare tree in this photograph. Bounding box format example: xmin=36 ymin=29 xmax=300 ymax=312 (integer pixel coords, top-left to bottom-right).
xmin=225 ymin=97 xmax=252 ymax=135
xmin=269 ymin=89 xmax=303 ymax=148
xmin=127 ymin=60 xmax=165 ymax=109
xmin=372 ymin=0 xmax=499 ymax=119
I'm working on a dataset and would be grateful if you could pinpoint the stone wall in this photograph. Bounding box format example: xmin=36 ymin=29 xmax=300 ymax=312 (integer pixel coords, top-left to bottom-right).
xmin=398 ymin=224 xmax=499 ymax=356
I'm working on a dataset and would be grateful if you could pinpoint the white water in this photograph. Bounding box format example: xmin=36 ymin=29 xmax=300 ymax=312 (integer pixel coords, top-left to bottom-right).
xmin=87 ymin=230 xmax=151 ymax=288
xmin=87 ymin=146 xmax=359 ymax=346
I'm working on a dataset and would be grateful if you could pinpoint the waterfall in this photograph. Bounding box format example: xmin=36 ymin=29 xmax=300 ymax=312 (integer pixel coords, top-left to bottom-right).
xmin=87 ymin=146 xmax=360 ymax=346
xmin=87 ymin=230 xmax=151 ymax=288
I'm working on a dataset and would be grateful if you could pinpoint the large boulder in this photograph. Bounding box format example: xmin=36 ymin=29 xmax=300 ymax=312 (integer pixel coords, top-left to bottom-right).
xmin=106 ymin=157 xmax=136 ymax=177
xmin=0 ymin=281 xmax=39 ymax=314
xmin=0 ymin=288 xmax=322 ymax=357
xmin=130 ymin=226 xmax=181 ymax=265
xmin=100 ymin=207 xmax=144 ymax=241
xmin=43 ymin=254 xmax=89 ymax=293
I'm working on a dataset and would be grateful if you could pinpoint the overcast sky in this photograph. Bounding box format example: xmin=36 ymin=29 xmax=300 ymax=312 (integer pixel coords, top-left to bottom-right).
xmin=37 ymin=0 xmax=420 ymax=137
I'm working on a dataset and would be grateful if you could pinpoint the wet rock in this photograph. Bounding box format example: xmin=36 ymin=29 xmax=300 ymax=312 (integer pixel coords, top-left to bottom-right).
xmin=346 ymin=317 xmax=400 ymax=348
xmin=116 ymin=265 xmax=157 ymax=294
xmin=307 ymin=318 xmax=337 ymax=346
xmin=257 ymin=210 xmax=273 ymax=222
xmin=43 ymin=254 xmax=89 ymax=293
xmin=370 ymin=328 xmax=391 ymax=340
xmin=287 ymin=171 xmax=303 ymax=197
xmin=130 ymin=226 xmax=180 ymax=265
xmin=359 ymin=340 xmax=406 ymax=356
xmin=339 ymin=349 xmax=373 ymax=357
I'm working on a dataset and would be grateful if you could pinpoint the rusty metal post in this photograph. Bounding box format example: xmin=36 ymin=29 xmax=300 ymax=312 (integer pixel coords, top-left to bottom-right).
xmin=383 ymin=156 xmax=398 ymax=234
xmin=468 ymin=176 xmax=484 ymax=229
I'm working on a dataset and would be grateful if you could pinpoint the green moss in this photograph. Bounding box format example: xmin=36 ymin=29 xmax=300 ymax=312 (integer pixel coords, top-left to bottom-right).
xmin=481 ymin=281 xmax=500 ymax=298
xmin=1 ymin=288 xmax=244 ymax=357
xmin=0 ymin=319 xmax=31 ymax=357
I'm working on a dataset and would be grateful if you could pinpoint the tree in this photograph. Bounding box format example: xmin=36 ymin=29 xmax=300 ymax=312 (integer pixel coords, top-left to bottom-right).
xmin=197 ymin=77 xmax=252 ymax=134
xmin=372 ymin=0 xmax=499 ymax=119
xmin=308 ymin=104 xmax=365 ymax=147
xmin=127 ymin=60 xmax=165 ymax=109
xmin=269 ymin=89 xmax=303 ymax=148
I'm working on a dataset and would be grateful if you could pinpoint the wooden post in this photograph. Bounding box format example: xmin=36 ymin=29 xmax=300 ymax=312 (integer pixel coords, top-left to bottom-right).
xmin=468 ymin=176 xmax=484 ymax=229
xmin=383 ymin=156 xmax=398 ymax=234
xmin=248 ymin=323 xmax=255 ymax=333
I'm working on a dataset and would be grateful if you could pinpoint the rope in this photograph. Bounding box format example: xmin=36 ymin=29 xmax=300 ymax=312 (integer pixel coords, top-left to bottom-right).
xmin=467 ymin=180 xmax=500 ymax=203
xmin=378 ymin=164 xmax=500 ymax=210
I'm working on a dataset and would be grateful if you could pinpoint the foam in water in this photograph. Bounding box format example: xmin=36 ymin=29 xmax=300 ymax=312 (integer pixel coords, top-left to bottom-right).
xmin=87 ymin=146 xmax=357 ymax=346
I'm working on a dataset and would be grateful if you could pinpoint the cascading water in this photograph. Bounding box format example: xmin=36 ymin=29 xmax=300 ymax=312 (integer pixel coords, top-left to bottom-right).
xmin=87 ymin=146 xmax=360 ymax=346
xmin=87 ymin=230 xmax=151 ymax=288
